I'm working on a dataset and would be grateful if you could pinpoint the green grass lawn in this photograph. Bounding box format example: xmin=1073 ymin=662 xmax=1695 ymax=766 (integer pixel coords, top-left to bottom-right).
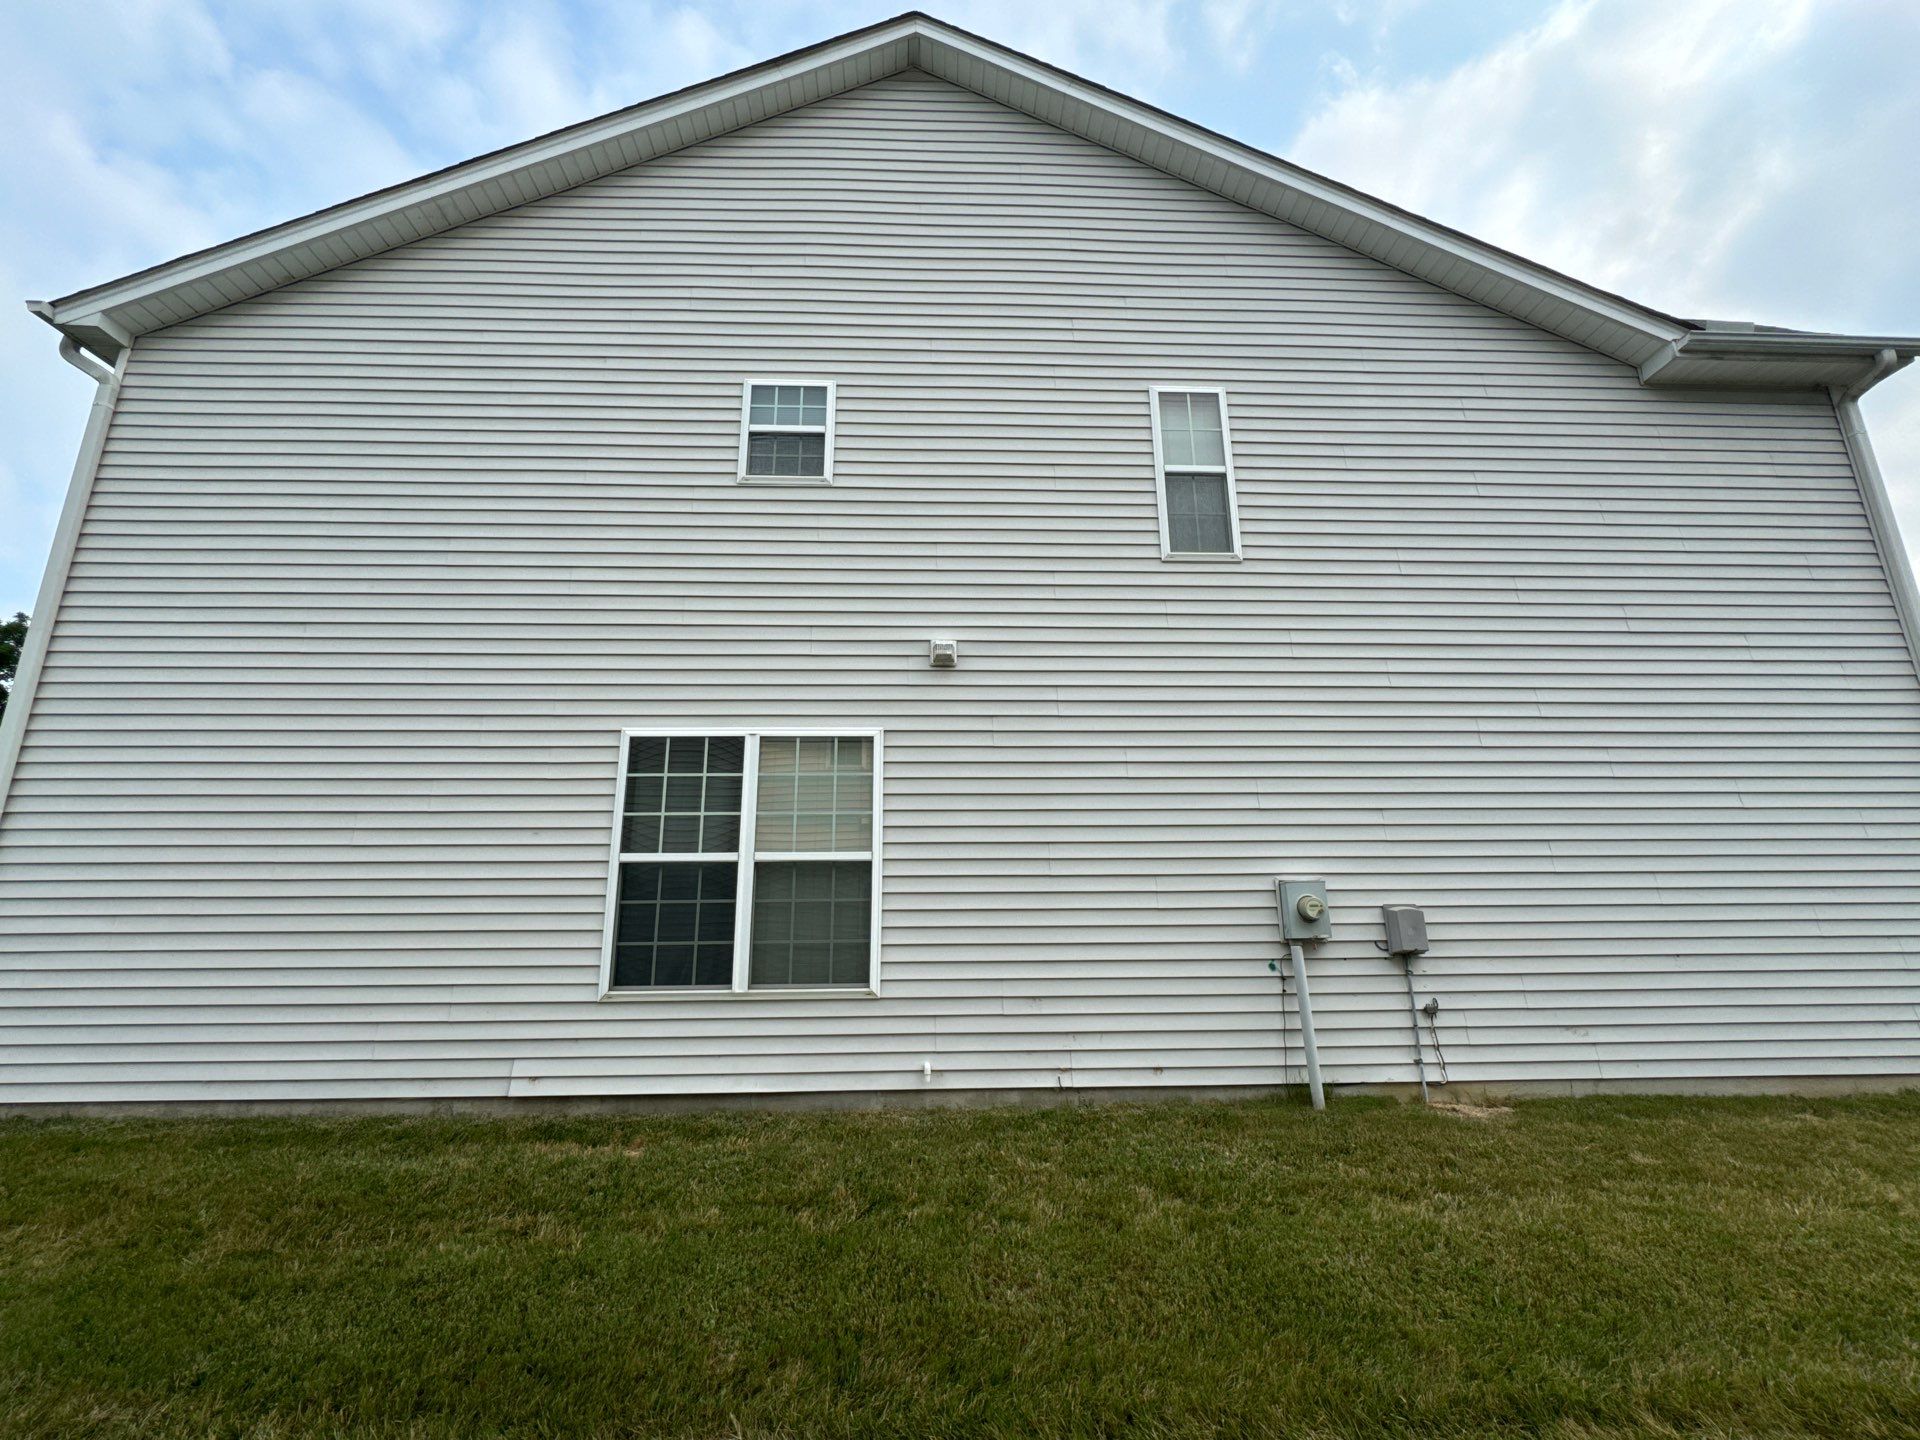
xmin=2 ymin=1092 xmax=1918 ymax=1439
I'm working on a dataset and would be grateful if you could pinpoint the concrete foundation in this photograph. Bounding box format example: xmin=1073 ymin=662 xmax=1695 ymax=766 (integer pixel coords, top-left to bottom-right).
xmin=2 ymin=1073 xmax=1913 ymax=1121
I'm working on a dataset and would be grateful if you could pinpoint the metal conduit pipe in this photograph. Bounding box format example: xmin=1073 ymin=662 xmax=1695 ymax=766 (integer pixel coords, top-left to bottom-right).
xmin=1399 ymin=960 xmax=1430 ymax=1103
xmin=1286 ymin=940 xmax=1326 ymax=1111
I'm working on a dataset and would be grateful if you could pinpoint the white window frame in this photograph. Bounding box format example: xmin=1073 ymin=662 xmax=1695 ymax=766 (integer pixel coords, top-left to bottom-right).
xmin=1147 ymin=385 xmax=1243 ymax=561
xmin=736 ymin=379 xmax=837 ymax=484
xmin=598 ymin=727 xmax=884 ymax=998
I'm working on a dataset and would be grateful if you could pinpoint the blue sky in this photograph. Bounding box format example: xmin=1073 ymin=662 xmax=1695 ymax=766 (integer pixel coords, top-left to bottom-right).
xmin=4 ymin=0 xmax=1918 ymax=616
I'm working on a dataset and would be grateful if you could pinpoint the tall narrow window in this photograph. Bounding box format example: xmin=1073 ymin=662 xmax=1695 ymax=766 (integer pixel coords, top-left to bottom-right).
xmin=749 ymin=736 xmax=874 ymax=988
xmin=1149 ymin=388 xmax=1241 ymax=558
xmin=609 ymin=735 xmax=744 ymax=988
xmin=604 ymin=731 xmax=881 ymax=993
xmin=739 ymin=380 xmax=835 ymax=482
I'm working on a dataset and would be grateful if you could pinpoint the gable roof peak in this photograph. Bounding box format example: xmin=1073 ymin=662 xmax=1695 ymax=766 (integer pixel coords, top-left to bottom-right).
xmin=28 ymin=10 xmax=1914 ymax=395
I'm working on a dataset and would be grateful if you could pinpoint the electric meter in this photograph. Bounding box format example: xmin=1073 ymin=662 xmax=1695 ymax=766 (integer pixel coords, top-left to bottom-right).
xmin=1278 ymin=878 xmax=1332 ymax=942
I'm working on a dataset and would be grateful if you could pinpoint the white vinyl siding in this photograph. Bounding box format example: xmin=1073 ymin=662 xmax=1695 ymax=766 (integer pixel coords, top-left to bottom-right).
xmin=1 ymin=71 xmax=1917 ymax=1106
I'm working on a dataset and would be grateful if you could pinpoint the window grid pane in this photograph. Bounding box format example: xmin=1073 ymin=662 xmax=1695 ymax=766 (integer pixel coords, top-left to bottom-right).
xmin=748 ymin=385 xmax=828 ymax=427
xmin=1158 ymin=390 xmax=1226 ymax=469
xmin=754 ymin=735 xmax=874 ymax=852
xmin=745 ymin=432 xmax=826 ymax=478
xmin=612 ymin=861 xmax=737 ymax=988
xmin=621 ymin=734 xmax=744 ymax=854
xmin=1166 ymin=472 xmax=1234 ymax=554
xmin=750 ymin=861 xmax=871 ymax=987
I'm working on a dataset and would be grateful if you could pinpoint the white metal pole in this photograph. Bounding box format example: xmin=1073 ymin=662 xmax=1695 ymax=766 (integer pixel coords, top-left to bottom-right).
xmin=1286 ymin=939 xmax=1326 ymax=1110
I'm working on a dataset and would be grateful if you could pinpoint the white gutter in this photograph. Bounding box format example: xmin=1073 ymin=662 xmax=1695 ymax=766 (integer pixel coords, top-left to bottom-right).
xmin=1641 ymin=331 xmax=1920 ymax=388
xmin=55 ymin=335 xmax=113 ymax=385
xmin=1839 ymin=345 xmax=1903 ymax=402
xmin=0 ymin=313 xmax=130 ymax=822
xmin=1831 ymin=353 xmax=1920 ymax=684
xmin=1634 ymin=338 xmax=1684 ymax=385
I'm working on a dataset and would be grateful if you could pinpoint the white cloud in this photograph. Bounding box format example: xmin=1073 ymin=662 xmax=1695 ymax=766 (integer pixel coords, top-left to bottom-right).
xmin=1292 ymin=0 xmax=1814 ymax=308
xmin=1201 ymin=1 xmax=1285 ymax=72
xmin=932 ymin=0 xmax=1187 ymax=89
xmin=1287 ymin=0 xmax=1920 ymax=563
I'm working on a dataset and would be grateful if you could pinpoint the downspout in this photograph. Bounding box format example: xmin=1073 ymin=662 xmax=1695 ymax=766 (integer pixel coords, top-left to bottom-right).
xmin=1830 ymin=350 xmax=1920 ymax=684
xmin=0 ymin=316 xmax=131 ymax=823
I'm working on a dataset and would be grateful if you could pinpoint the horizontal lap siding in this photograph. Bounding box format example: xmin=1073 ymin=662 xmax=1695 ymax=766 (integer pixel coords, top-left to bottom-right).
xmin=3 ymin=71 xmax=1918 ymax=1103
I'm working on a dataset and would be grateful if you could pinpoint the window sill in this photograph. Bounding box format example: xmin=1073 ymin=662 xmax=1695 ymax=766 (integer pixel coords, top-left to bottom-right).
xmin=598 ymin=986 xmax=879 ymax=1001
xmin=736 ymin=476 xmax=833 ymax=486
xmin=1160 ymin=552 xmax=1243 ymax=563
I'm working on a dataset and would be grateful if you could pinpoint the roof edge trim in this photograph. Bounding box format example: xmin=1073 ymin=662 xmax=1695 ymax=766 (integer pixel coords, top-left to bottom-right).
xmin=1640 ymin=332 xmax=1920 ymax=396
xmin=908 ymin=19 xmax=1692 ymax=354
xmin=30 ymin=10 xmax=1913 ymax=396
xmin=43 ymin=11 xmax=931 ymax=331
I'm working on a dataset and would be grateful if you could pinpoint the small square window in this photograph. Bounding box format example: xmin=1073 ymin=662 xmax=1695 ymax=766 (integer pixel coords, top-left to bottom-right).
xmin=740 ymin=381 xmax=834 ymax=482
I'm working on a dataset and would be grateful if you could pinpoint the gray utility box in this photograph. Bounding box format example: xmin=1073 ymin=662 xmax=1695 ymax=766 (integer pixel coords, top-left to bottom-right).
xmin=1278 ymin=878 xmax=1332 ymax=943
xmin=1381 ymin=905 xmax=1429 ymax=956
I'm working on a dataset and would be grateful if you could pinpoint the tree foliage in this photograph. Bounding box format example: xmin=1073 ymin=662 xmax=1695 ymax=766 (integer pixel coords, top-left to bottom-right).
xmin=0 ymin=612 xmax=26 ymax=722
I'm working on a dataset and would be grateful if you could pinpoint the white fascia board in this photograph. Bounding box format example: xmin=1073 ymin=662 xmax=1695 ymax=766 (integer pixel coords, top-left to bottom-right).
xmin=1642 ymin=334 xmax=1920 ymax=394
xmin=38 ymin=11 xmax=1915 ymax=388
xmin=40 ymin=12 xmax=1692 ymax=369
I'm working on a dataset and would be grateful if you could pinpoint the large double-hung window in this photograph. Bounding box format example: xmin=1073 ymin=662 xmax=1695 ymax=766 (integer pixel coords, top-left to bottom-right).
xmin=603 ymin=730 xmax=881 ymax=993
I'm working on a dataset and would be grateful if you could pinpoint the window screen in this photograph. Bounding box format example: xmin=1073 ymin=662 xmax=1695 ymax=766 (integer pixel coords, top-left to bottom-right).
xmin=745 ymin=433 xmax=825 ymax=478
xmin=1165 ymin=473 xmax=1234 ymax=554
xmin=620 ymin=734 xmax=744 ymax=854
xmin=612 ymin=862 xmax=737 ymax=988
xmin=607 ymin=732 xmax=877 ymax=991
xmin=1153 ymin=390 xmax=1239 ymax=556
xmin=749 ymin=861 xmax=872 ymax=987
xmin=742 ymin=383 xmax=832 ymax=479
